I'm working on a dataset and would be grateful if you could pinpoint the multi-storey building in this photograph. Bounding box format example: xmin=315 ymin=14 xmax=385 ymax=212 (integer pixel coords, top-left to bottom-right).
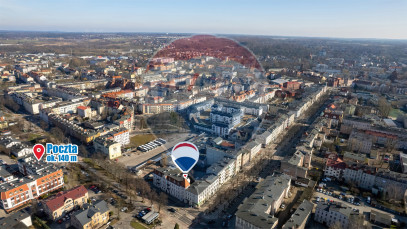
xmin=314 ymin=202 xmax=355 ymax=228
xmin=343 ymin=163 xmax=376 ymax=190
xmin=185 ymin=175 xmax=219 ymax=207
xmin=348 ymin=130 xmax=373 ymax=154
xmin=0 ymin=156 xmax=64 ymax=212
xmin=206 ymin=157 xmax=236 ymax=185
xmin=140 ymin=103 xmax=175 ymax=114
xmin=324 ymin=157 xmax=346 ymax=179
xmin=94 ymin=138 xmax=122 ymax=159
xmin=282 ymin=200 xmax=313 ymax=229
xmin=103 ymin=128 xmax=129 ymax=146
xmin=235 ymin=173 xmax=291 ymax=229
xmin=153 ymin=168 xmax=190 ymax=202
xmin=8 ymin=92 xmax=41 ymax=114
xmin=51 ymin=100 xmax=87 ymax=115
xmin=280 ymin=150 xmax=309 ymax=179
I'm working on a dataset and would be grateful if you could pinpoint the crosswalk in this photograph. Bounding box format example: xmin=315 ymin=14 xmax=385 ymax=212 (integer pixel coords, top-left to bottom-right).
xmin=170 ymin=210 xmax=195 ymax=225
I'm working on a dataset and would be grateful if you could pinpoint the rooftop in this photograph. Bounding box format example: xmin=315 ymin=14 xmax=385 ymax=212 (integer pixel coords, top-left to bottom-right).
xmin=44 ymin=185 xmax=88 ymax=212
xmin=236 ymin=173 xmax=291 ymax=228
xmin=283 ymin=200 xmax=313 ymax=229
xmin=72 ymin=200 xmax=109 ymax=226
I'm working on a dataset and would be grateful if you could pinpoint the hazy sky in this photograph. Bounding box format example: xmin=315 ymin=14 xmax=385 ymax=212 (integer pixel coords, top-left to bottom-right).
xmin=1 ymin=0 xmax=407 ymax=39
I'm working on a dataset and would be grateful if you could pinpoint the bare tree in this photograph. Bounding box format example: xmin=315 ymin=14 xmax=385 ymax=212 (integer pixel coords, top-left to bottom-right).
xmin=378 ymin=97 xmax=391 ymax=117
xmin=329 ymin=221 xmax=342 ymax=229
xmin=50 ymin=127 xmax=65 ymax=143
xmin=40 ymin=120 xmax=49 ymax=130
xmin=349 ymin=214 xmax=368 ymax=229
xmin=158 ymin=192 xmax=168 ymax=212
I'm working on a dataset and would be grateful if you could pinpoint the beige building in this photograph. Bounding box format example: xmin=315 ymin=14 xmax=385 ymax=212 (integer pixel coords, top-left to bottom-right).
xmin=94 ymin=138 xmax=122 ymax=159
xmin=71 ymin=200 xmax=109 ymax=229
xmin=43 ymin=185 xmax=88 ymax=220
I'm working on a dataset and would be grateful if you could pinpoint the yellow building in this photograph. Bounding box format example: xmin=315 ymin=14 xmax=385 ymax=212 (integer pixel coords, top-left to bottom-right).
xmin=71 ymin=200 xmax=109 ymax=229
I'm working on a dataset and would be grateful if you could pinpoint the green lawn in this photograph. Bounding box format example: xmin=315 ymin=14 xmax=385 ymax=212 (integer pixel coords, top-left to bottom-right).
xmin=27 ymin=133 xmax=42 ymax=141
xmin=389 ymin=108 xmax=405 ymax=119
xmin=130 ymin=220 xmax=148 ymax=229
xmin=129 ymin=134 xmax=156 ymax=147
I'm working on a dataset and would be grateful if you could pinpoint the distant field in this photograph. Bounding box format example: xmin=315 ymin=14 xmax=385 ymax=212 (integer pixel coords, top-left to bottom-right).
xmin=129 ymin=134 xmax=156 ymax=147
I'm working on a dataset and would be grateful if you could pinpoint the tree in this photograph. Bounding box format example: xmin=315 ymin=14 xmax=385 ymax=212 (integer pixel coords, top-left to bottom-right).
xmin=388 ymin=70 xmax=398 ymax=82
xmin=4 ymin=97 xmax=20 ymax=112
xmin=329 ymin=221 xmax=343 ymax=229
xmin=158 ymin=192 xmax=168 ymax=212
xmin=170 ymin=112 xmax=178 ymax=125
xmin=140 ymin=118 xmax=147 ymax=129
xmin=0 ymin=145 xmax=11 ymax=156
xmin=40 ymin=120 xmax=49 ymax=130
xmin=68 ymin=58 xmax=87 ymax=68
xmin=378 ymin=97 xmax=391 ymax=117
xmin=50 ymin=127 xmax=65 ymax=143
xmin=79 ymin=145 xmax=89 ymax=158
xmin=111 ymin=114 xmax=119 ymax=122
xmin=349 ymin=214 xmax=368 ymax=229
xmin=174 ymin=223 xmax=180 ymax=229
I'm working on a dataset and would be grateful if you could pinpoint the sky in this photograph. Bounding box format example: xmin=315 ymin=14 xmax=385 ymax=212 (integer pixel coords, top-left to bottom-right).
xmin=0 ymin=0 xmax=407 ymax=39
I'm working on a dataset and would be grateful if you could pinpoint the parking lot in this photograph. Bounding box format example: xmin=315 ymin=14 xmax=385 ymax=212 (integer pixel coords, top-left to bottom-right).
xmin=117 ymin=132 xmax=194 ymax=168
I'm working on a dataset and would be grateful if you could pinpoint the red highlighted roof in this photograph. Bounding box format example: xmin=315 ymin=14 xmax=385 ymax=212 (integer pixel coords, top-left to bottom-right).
xmin=148 ymin=35 xmax=263 ymax=72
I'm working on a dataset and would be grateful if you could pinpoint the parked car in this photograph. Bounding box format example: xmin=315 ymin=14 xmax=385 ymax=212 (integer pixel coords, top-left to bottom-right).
xmin=168 ymin=208 xmax=177 ymax=213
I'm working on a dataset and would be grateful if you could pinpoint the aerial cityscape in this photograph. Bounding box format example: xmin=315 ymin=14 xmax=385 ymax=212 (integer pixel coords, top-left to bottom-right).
xmin=1 ymin=1 xmax=407 ymax=229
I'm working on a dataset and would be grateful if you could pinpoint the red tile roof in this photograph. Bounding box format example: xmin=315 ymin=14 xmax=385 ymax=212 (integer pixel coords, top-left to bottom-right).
xmin=77 ymin=106 xmax=88 ymax=110
xmin=44 ymin=185 xmax=88 ymax=212
xmin=326 ymin=157 xmax=346 ymax=169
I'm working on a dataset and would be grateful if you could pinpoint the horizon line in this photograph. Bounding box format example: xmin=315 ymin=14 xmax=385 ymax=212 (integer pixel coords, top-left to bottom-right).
xmin=1 ymin=29 xmax=407 ymax=42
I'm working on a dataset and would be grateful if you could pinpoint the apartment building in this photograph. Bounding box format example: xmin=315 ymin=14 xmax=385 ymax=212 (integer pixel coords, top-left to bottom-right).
xmin=235 ymin=173 xmax=291 ymax=229
xmin=282 ymin=200 xmax=313 ymax=229
xmin=348 ymin=130 xmax=373 ymax=154
xmin=94 ymin=138 xmax=122 ymax=159
xmin=140 ymin=103 xmax=175 ymax=114
xmin=0 ymin=156 xmax=64 ymax=212
xmin=280 ymin=150 xmax=309 ymax=179
xmin=8 ymin=92 xmax=41 ymax=114
xmin=103 ymin=128 xmax=129 ymax=146
xmin=343 ymin=164 xmax=376 ymax=190
xmin=185 ymin=175 xmax=219 ymax=207
xmin=206 ymin=157 xmax=236 ymax=185
xmin=153 ymin=168 xmax=190 ymax=202
xmin=324 ymin=157 xmax=346 ymax=179
xmin=314 ymin=202 xmax=355 ymax=228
